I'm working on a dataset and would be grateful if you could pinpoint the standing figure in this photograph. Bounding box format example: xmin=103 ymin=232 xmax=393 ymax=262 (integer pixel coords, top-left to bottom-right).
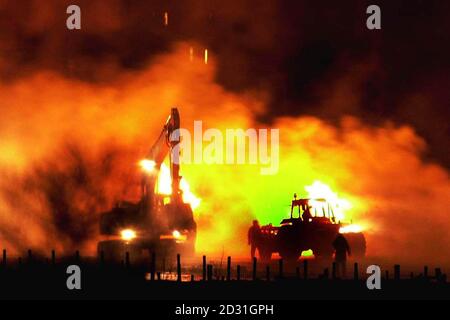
xmin=332 ymin=234 xmax=351 ymax=278
xmin=302 ymin=205 xmax=313 ymax=221
xmin=248 ymin=220 xmax=261 ymax=259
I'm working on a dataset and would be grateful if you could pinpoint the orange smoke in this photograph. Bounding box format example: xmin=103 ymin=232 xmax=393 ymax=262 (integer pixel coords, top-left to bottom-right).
xmin=0 ymin=43 xmax=449 ymax=265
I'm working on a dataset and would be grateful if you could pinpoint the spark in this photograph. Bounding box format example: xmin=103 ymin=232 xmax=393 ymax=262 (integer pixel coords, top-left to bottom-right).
xmin=164 ymin=12 xmax=169 ymax=26
xmin=189 ymin=47 xmax=194 ymax=62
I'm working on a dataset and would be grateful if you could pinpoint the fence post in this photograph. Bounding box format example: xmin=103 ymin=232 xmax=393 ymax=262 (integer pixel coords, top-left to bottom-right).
xmin=202 ymin=255 xmax=207 ymax=281
xmin=51 ymin=250 xmax=56 ymax=265
xmin=237 ymin=265 xmax=241 ymax=281
xmin=424 ymin=266 xmax=428 ymax=279
xmin=226 ymin=256 xmax=231 ymax=281
xmin=177 ymin=254 xmax=181 ymax=282
xmin=252 ymin=257 xmax=257 ymax=281
xmin=394 ymin=264 xmax=400 ymax=281
xmin=2 ymin=249 xmax=6 ymax=266
xmin=266 ymin=265 xmax=270 ymax=281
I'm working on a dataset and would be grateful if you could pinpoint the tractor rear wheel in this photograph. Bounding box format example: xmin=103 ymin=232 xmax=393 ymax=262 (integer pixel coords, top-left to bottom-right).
xmin=344 ymin=233 xmax=366 ymax=259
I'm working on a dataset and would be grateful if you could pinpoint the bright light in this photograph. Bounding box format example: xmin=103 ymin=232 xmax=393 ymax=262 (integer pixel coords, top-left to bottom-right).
xmin=160 ymin=230 xmax=187 ymax=241
xmin=121 ymin=229 xmax=136 ymax=241
xmin=157 ymin=164 xmax=172 ymax=195
xmin=157 ymin=163 xmax=201 ymax=210
xmin=139 ymin=159 xmax=156 ymax=173
xmin=180 ymin=178 xmax=201 ymax=209
xmin=164 ymin=11 xmax=169 ymax=26
xmin=305 ymin=180 xmax=351 ymax=221
xmin=339 ymin=224 xmax=363 ymax=234
xmin=301 ymin=249 xmax=314 ymax=258
xmin=189 ymin=47 xmax=194 ymax=61
xmin=172 ymin=230 xmax=181 ymax=239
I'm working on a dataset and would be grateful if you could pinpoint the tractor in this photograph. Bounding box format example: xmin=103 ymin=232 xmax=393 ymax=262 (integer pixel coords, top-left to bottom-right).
xmin=257 ymin=195 xmax=366 ymax=261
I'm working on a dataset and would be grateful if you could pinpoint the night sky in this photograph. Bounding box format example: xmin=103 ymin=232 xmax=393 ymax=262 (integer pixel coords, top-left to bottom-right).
xmin=1 ymin=0 xmax=449 ymax=167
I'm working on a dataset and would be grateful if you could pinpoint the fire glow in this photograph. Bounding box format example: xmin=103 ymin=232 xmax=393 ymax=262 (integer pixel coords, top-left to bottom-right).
xmin=0 ymin=44 xmax=448 ymax=265
xmin=157 ymin=163 xmax=201 ymax=210
xmin=305 ymin=181 xmax=351 ymax=221
xmin=139 ymin=159 xmax=156 ymax=173
xmin=305 ymin=180 xmax=364 ymax=234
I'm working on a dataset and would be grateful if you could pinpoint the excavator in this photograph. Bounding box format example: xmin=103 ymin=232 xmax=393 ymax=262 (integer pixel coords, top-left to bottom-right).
xmin=97 ymin=108 xmax=197 ymax=263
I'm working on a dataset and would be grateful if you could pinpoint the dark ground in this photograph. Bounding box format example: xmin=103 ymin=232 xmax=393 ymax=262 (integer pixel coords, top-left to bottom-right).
xmin=0 ymin=253 xmax=449 ymax=300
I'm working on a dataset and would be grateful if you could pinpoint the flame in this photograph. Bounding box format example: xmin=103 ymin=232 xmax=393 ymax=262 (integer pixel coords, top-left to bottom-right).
xmin=164 ymin=12 xmax=169 ymax=26
xmin=305 ymin=181 xmax=351 ymax=221
xmin=305 ymin=181 xmax=363 ymax=233
xmin=179 ymin=178 xmax=201 ymax=210
xmin=204 ymin=49 xmax=208 ymax=64
xmin=157 ymin=163 xmax=201 ymax=210
xmin=339 ymin=224 xmax=363 ymax=234
xmin=0 ymin=43 xmax=449 ymax=264
xmin=189 ymin=47 xmax=194 ymax=62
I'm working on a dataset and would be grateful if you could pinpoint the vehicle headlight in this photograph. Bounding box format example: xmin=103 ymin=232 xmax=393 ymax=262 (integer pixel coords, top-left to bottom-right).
xmin=121 ymin=229 xmax=137 ymax=241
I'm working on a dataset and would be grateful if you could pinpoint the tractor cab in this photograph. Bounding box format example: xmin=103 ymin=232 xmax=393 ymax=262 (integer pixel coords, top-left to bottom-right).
xmin=280 ymin=194 xmax=337 ymax=225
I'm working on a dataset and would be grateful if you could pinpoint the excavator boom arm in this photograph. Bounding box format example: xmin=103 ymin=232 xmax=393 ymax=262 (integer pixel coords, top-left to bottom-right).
xmin=143 ymin=108 xmax=182 ymax=200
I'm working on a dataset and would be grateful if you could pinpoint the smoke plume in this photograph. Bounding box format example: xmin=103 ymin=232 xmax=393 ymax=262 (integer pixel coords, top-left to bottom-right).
xmin=0 ymin=43 xmax=448 ymax=266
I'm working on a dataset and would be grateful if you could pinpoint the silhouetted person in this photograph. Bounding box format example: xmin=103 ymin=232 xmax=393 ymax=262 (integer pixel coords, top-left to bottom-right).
xmin=332 ymin=234 xmax=351 ymax=278
xmin=248 ymin=220 xmax=261 ymax=259
xmin=302 ymin=205 xmax=313 ymax=221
